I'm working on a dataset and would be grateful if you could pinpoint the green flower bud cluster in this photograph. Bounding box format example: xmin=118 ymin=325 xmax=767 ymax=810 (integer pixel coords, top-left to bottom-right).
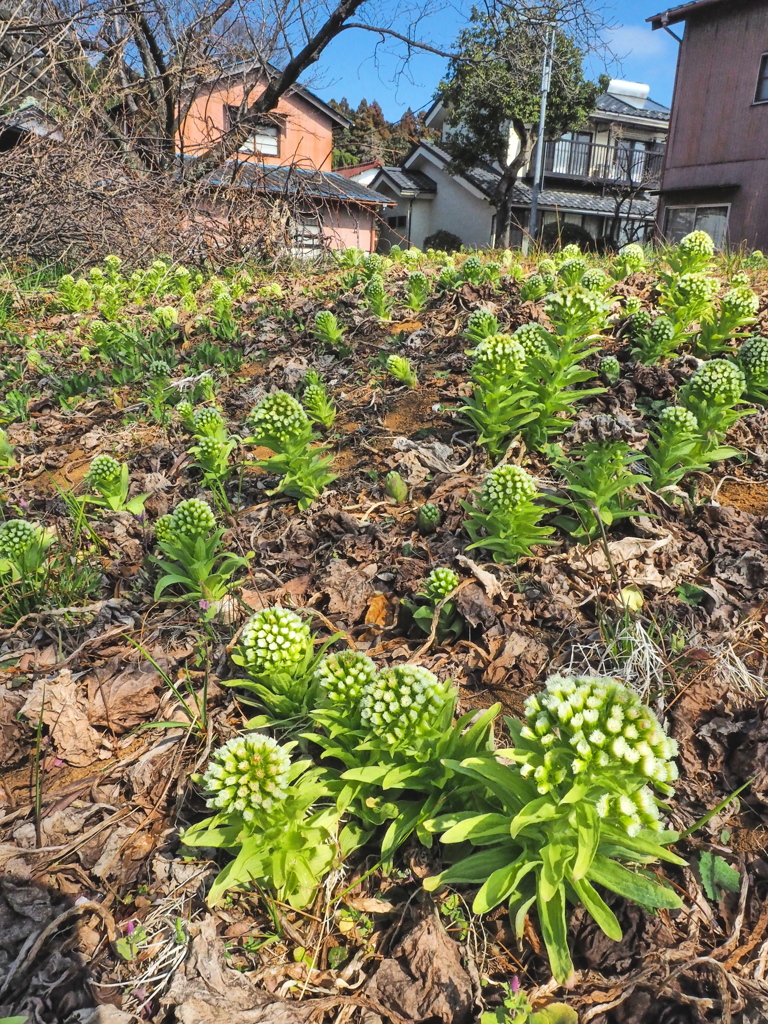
xmin=365 ymin=275 xmax=385 ymax=299
xmin=249 ymin=391 xmax=309 ymax=446
xmin=417 ymin=503 xmax=441 ymax=534
xmin=407 ymin=270 xmax=428 ymax=290
xmin=629 ymin=309 xmax=652 ymax=336
xmin=619 ymin=244 xmax=646 ymax=273
xmin=176 ymin=401 xmax=195 ymax=430
xmin=739 ymin=335 xmax=768 ymax=384
xmin=513 ymin=323 xmax=550 ymax=360
xmin=239 ymin=607 xmax=312 ymax=676
xmin=541 ymin=273 xmax=557 ymax=293
xmin=153 ymin=305 xmax=178 ymax=329
xmin=721 ymin=287 xmax=759 ymax=319
xmin=520 ymin=675 xmax=679 ymax=828
xmin=624 ymin=296 xmax=642 ymax=316
xmin=365 ymin=253 xmax=385 ymax=275
xmin=315 ymin=310 xmax=337 ymax=334
xmin=87 ymin=454 xmax=122 ymax=492
xmin=680 ymin=230 xmax=715 ymax=259
xmin=600 ymin=356 xmax=621 ymax=385
xmin=557 ymin=256 xmax=588 ymax=282
xmin=193 ymin=406 xmax=226 ymax=438
xmin=538 ymin=258 xmax=557 ymax=276
xmin=462 ymin=255 xmax=483 ymax=281
xmin=659 ymin=405 xmax=698 ymax=434
xmin=194 ymin=435 xmax=229 ymax=465
xmin=201 ymin=733 xmax=291 ymax=823
xmin=169 ymin=498 xmax=217 ymax=539
xmin=559 ymin=244 xmax=582 ymax=260
xmin=314 ymin=650 xmax=377 ymax=709
xmin=423 ymin=567 xmax=459 ymax=600
xmin=687 ymin=359 xmax=745 ymax=403
xmin=471 ymin=333 xmax=526 ymax=380
xmin=732 ymin=271 xmax=751 ymax=288
xmin=359 ymin=664 xmax=454 ymax=746
xmin=480 ymin=464 xmax=537 ymax=513
xmin=674 ymin=272 xmax=719 ymax=304
xmin=545 ymin=286 xmax=607 ymax=327
xmin=581 ymin=268 xmax=610 ymax=292
xmin=465 ymin=310 xmax=499 ymax=339
xmin=648 ymin=316 xmax=675 ymax=346
xmin=148 ymin=359 xmax=171 ymax=377
xmin=154 ymin=515 xmax=176 ymax=545
xmin=520 ymin=273 xmax=546 ymax=301
xmin=0 ymin=518 xmax=39 ymax=558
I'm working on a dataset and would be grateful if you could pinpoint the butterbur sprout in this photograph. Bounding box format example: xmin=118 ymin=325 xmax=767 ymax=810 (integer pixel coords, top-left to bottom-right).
xmin=238 ymin=606 xmax=312 ymax=675
xmin=0 ymin=518 xmax=39 ymax=558
xmin=471 ymin=333 xmax=526 ymax=380
xmin=314 ymin=650 xmax=378 ymax=709
xmin=687 ymin=359 xmax=746 ymax=404
xmin=513 ymin=323 xmax=550 ymax=360
xmin=170 ymin=499 xmax=217 ymax=539
xmin=154 ymin=514 xmax=176 ymax=545
xmin=480 ymin=464 xmax=537 ymax=513
xmin=249 ymin=391 xmax=309 ymax=446
xmin=359 ymin=664 xmax=454 ymax=746
xmin=520 ymin=674 xmax=679 ymax=833
xmin=417 ymin=503 xmax=441 ymax=534
xmin=721 ymin=286 xmax=759 ymax=319
xmin=465 ymin=309 xmax=498 ymax=339
xmin=600 ymin=356 xmax=621 ymax=385
xmin=385 ymin=470 xmax=408 ymax=503
xmin=659 ymin=405 xmax=698 ymax=434
xmin=193 ymin=406 xmax=225 ymax=438
xmin=423 ymin=567 xmax=460 ymax=601
xmin=679 ymin=230 xmax=715 ymax=259
xmin=176 ymin=400 xmax=195 ymax=427
xmin=740 ymin=335 xmax=768 ymax=384
xmin=87 ymin=454 xmax=122 ymax=492
xmin=581 ymin=268 xmax=610 ymax=292
xmin=201 ymin=733 xmax=291 ymax=823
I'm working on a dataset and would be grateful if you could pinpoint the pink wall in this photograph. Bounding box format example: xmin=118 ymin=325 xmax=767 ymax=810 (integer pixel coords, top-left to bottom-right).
xmin=320 ymin=203 xmax=379 ymax=252
xmin=180 ymin=77 xmax=335 ymax=171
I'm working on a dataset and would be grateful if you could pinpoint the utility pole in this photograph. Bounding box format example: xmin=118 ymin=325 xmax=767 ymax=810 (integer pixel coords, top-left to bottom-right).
xmin=526 ymin=23 xmax=556 ymax=251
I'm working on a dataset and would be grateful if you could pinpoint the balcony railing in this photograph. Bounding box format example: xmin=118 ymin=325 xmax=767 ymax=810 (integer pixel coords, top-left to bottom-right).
xmin=542 ymin=139 xmax=665 ymax=186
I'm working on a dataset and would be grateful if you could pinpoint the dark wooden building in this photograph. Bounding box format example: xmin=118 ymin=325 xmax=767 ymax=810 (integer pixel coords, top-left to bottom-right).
xmin=649 ymin=0 xmax=768 ymax=249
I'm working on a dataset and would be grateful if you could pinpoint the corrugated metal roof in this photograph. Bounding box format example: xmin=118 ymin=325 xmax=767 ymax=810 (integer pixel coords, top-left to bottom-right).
xmin=595 ymin=93 xmax=670 ymax=122
xmin=648 ymin=0 xmax=733 ymax=28
xmin=201 ymin=161 xmax=395 ymax=205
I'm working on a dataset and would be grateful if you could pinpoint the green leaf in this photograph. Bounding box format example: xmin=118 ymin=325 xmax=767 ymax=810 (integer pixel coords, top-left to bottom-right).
xmin=529 ymin=1006 xmax=578 ymax=1024
xmin=509 ymin=796 xmax=560 ymax=838
xmin=440 ymin=813 xmax=512 ymax=844
xmin=473 ymin=856 xmax=537 ymax=914
xmin=572 ymin=803 xmax=600 ymax=880
xmin=698 ymin=852 xmax=741 ymax=901
xmin=537 ymin=882 xmax=573 ymax=985
xmin=423 ymin=846 xmax=515 ymax=890
xmin=588 ymin=856 xmax=682 ymax=910
xmin=570 ymin=876 xmax=622 ymax=941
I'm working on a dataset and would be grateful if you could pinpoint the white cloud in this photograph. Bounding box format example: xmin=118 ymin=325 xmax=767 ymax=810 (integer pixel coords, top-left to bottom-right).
xmin=607 ymin=23 xmax=673 ymax=62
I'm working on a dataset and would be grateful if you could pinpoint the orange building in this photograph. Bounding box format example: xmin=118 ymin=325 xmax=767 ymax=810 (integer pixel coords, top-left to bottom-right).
xmin=179 ymin=63 xmax=392 ymax=252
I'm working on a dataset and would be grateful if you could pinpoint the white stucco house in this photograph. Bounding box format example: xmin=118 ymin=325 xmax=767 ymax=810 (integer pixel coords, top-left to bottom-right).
xmin=347 ymin=81 xmax=669 ymax=251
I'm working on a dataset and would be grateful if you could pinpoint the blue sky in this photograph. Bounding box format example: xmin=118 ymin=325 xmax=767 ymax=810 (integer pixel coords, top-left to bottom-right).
xmin=313 ymin=1 xmax=680 ymax=119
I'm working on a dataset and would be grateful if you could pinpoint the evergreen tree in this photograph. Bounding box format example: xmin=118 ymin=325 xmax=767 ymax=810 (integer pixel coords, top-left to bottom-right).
xmin=438 ymin=7 xmax=606 ymax=245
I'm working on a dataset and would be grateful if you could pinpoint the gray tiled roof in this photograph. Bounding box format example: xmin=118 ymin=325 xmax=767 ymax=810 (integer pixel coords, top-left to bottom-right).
xmin=595 ymin=93 xmax=670 ymax=122
xmin=201 ymin=161 xmax=395 ymax=205
xmin=379 ymin=167 xmax=437 ymax=193
xmin=516 ymin=183 xmax=658 ymax=218
xmin=412 ymin=141 xmax=656 ymax=216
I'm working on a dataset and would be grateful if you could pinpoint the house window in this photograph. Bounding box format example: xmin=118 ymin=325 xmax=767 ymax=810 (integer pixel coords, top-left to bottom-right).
xmin=387 ymin=215 xmax=407 ymax=228
xmin=664 ymin=205 xmax=730 ymax=247
xmin=226 ymin=105 xmax=281 ymax=156
xmin=755 ymin=53 xmax=768 ymax=103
